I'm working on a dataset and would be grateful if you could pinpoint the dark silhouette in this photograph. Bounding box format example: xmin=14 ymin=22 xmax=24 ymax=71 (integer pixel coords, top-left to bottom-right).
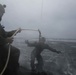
xmin=0 ymin=4 xmax=21 ymax=75
xmin=25 ymin=37 xmax=61 ymax=72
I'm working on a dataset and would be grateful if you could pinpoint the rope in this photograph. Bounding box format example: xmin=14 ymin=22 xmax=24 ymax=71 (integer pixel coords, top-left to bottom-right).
xmin=40 ymin=0 xmax=43 ymax=25
xmin=22 ymin=29 xmax=42 ymax=41
xmin=22 ymin=29 xmax=38 ymax=32
xmin=0 ymin=28 xmax=20 ymax=75
xmin=0 ymin=28 xmax=41 ymax=75
xmin=0 ymin=44 xmax=11 ymax=75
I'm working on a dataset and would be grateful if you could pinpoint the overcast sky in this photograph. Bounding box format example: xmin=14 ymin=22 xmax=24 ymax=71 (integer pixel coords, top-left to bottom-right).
xmin=1 ymin=0 xmax=76 ymax=39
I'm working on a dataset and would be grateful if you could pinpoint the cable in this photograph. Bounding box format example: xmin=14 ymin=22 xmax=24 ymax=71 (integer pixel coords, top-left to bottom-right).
xmin=41 ymin=0 xmax=43 ymax=24
xmin=40 ymin=0 xmax=43 ymax=25
xmin=22 ymin=29 xmax=38 ymax=32
xmin=0 ymin=28 xmax=21 ymax=75
xmin=0 ymin=44 xmax=11 ymax=75
xmin=0 ymin=28 xmax=40 ymax=75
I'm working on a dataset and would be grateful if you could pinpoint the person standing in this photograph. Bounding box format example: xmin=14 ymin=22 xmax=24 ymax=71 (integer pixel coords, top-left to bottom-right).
xmin=25 ymin=37 xmax=61 ymax=72
xmin=0 ymin=4 xmax=21 ymax=75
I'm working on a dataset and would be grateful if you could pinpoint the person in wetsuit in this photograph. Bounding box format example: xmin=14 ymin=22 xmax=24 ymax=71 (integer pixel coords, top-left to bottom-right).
xmin=25 ymin=37 xmax=61 ymax=72
xmin=0 ymin=4 xmax=21 ymax=75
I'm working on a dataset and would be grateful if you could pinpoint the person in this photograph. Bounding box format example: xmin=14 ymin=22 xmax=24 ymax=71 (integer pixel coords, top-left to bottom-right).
xmin=25 ymin=37 xmax=61 ymax=72
xmin=0 ymin=4 xmax=6 ymax=21
xmin=0 ymin=4 xmax=21 ymax=75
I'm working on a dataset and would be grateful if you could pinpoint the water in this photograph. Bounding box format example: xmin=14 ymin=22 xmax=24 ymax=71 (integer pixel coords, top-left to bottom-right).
xmin=12 ymin=38 xmax=76 ymax=75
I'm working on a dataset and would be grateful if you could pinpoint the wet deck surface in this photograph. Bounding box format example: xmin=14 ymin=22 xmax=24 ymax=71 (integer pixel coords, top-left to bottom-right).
xmin=18 ymin=66 xmax=53 ymax=75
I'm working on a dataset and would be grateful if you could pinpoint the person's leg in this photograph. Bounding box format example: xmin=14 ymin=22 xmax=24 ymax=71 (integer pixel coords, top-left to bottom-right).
xmin=36 ymin=55 xmax=44 ymax=72
xmin=31 ymin=51 xmax=36 ymax=71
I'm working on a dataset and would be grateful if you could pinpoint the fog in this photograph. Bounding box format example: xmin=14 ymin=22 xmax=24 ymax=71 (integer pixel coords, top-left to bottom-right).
xmin=1 ymin=0 xmax=76 ymax=38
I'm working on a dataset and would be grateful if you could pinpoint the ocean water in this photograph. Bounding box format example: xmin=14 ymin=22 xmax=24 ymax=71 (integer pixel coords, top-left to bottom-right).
xmin=12 ymin=38 xmax=76 ymax=75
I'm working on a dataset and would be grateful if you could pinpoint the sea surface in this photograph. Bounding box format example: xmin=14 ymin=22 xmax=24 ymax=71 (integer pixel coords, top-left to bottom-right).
xmin=12 ymin=38 xmax=76 ymax=75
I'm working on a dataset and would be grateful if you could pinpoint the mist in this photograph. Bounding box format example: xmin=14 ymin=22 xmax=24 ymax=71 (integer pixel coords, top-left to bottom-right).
xmin=1 ymin=0 xmax=76 ymax=39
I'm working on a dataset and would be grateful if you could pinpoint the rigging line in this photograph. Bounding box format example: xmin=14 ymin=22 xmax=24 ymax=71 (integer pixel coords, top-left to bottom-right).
xmin=0 ymin=28 xmax=20 ymax=75
xmin=40 ymin=0 xmax=43 ymax=25
xmin=22 ymin=28 xmax=42 ymax=41
xmin=22 ymin=29 xmax=38 ymax=31
xmin=0 ymin=44 xmax=11 ymax=75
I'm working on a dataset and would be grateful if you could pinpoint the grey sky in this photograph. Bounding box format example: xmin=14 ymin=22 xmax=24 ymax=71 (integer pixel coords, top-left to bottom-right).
xmin=1 ymin=0 xmax=76 ymax=38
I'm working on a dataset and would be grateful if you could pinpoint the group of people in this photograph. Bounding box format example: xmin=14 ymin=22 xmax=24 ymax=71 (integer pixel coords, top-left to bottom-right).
xmin=0 ymin=4 xmax=61 ymax=75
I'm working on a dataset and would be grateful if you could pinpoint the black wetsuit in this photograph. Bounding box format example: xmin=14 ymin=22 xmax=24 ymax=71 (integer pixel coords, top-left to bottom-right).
xmin=0 ymin=24 xmax=20 ymax=75
xmin=27 ymin=42 xmax=59 ymax=71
